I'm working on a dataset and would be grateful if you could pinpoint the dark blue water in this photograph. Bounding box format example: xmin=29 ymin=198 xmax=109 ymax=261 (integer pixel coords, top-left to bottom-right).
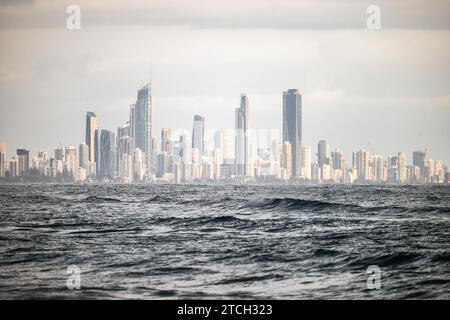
xmin=0 ymin=184 xmax=449 ymax=299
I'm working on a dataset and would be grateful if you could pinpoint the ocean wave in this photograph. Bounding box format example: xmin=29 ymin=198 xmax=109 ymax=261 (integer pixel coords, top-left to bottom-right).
xmin=431 ymin=253 xmax=450 ymax=262
xmin=202 ymin=216 xmax=244 ymax=224
xmin=4 ymin=194 xmax=68 ymax=204
xmin=242 ymin=197 xmax=450 ymax=214
xmin=145 ymin=195 xmax=172 ymax=202
xmin=66 ymin=227 xmax=143 ymax=234
xmin=347 ymin=251 xmax=422 ymax=268
xmin=214 ymin=274 xmax=282 ymax=285
xmin=313 ymin=248 xmax=341 ymax=257
xmin=84 ymin=196 xmax=122 ymax=203
xmin=242 ymin=197 xmax=360 ymax=211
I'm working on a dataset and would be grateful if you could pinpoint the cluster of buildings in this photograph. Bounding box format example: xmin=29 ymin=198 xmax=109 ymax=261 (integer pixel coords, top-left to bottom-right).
xmin=0 ymin=81 xmax=448 ymax=184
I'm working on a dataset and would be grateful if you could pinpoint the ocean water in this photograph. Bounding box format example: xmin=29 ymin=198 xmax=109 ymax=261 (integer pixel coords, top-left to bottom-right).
xmin=0 ymin=183 xmax=449 ymax=299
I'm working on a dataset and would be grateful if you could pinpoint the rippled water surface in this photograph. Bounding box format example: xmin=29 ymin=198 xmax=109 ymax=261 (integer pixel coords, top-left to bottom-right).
xmin=0 ymin=184 xmax=449 ymax=299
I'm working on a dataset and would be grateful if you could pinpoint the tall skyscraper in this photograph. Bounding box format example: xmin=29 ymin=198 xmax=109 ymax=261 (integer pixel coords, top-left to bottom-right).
xmin=0 ymin=142 xmax=6 ymax=177
xmin=301 ymin=145 xmax=312 ymax=180
xmin=134 ymin=83 xmax=152 ymax=176
xmin=281 ymin=141 xmax=292 ymax=179
xmin=118 ymin=136 xmax=134 ymax=157
xmin=9 ymin=156 xmax=18 ymax=177
xmin=214 ymin=129 xmax=233 ymax=162
xmin=85 ymin=112 xmax=98 ymax=163
xmin=282 ymin=89 xmax=302 ymax=177
xmin=156 ymin=152 xmax=171 ymax=178
xmin=413 ymin=150 xmax=427 ymax=179
xmin=99 ymin=129 xmax=116 ymax=179
xmin=235 ymin=94 xmax=249 ymax=176
xmin=79 ymin=143 xmax=89 ymax=170
xmin=16 ymin=149 xmax=30 ymax=176
xmin=65 ymin=145 xmax=79 ymax=179
xmin=133 ymin=148 xmax=145 ymax=181
xmin=354 ymin=150 xmax=370 ymax=182
xmin=129 ymin=104 xmax=136 ymax=139
xmin=161 ymin=128 xmax=172 ymax=153
xmin=331 ymin=148 xmax=343 ymax=170
xmin=55 ymin=145 xmax=65 ymax=162
xmin=398 ymin=152 xmax=407 ymax=183
xmin=118 ymin=135 xmax=134 ymax=181
xmin=94 ymin=128 xmax=100 ymax=175
xmin=318 ymin=140 xmax=331 ymax=168
xmin=192 ymin=115 xmax=205 ymax=163
xmin=371 ymin=154 xmax=386 ymax=182
xmin=179 ymin=134 xmax=192 ymax=165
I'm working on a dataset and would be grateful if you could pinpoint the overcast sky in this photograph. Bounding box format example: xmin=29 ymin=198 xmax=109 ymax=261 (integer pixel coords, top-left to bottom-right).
xmin=0 ymin=0 xmax=449 ymax=164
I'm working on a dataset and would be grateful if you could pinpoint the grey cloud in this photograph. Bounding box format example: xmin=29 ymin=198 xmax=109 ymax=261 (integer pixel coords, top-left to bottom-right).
xmin=0 ymin=0 xmax=449 ymax=29
xmin=0 ymin=0 xmax=34 ymax=6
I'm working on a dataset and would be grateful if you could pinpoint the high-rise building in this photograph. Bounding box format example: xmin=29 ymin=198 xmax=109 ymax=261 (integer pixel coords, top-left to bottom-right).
xmin=118 ymin=136 xmax=134 ymax=158
xmin=85 ymin=112 xmax=98 ymax=163
xmin=211 ymin=148 xmax=221 ymax=180
xmin=129 ymin=104 xmax=136 ymax=139
xmin=387 ymin=154 xmax=399 ymax=183
xmin=94 ymin=128 xmax=100 ymax=175
xmin=16 ymin=149 xmax=30 ymax=176
xmin=179 ymin=134 xmax=192 ymax=165
xmin=117 ymin=121 xmax=134 ymax=179
xmin=283 ymin=89 xmax=302 ymax=176
xmin=413 ymin=150 xmax=427 ymax=180
xmin=99 ymin=129 xmax=116 ymax=179
xmin=426 ymin=158 xmax=435 ymax=183
xmin=134 ymin=83 xmax=152 ymax=177
xmin=235 ymin=94 xmax=249 ymax=176
xmin=281 ymin=141 xmax=292 ymax=179
xmin=0 ymin=142 xmax=6 ymax=177
xmin=133 ymin=148 xmax=145 ymax=181
xmin=65 ymin=145 xmax=79 ymax=179
xmin=214 ymin=131 xmax=223 ymax=152
xmin=156 ymin=152 xmax=171 ymax=178
xmin=398 ymin=152 xmax=407 ymax=183
xmin=55 ymin=145 xmax=65 ymax=162
xmin=301 ymin=145 xmax=312 ymax=180
xmin=192 ymin=115 xmax=205 ymax=163
xmin=354 ymin=150 xmax=370 ymax=182
xmin=9 ymin=156 xmax=18 ymax=177
xmin=161 ymin=128 xmax=172 ymax=153
xmin=331 ymin=148 xmax=343 ymax=170
xmin=371 ymin=154 xmax=386 ymax=182
xmin=79 ymin=143 xmax=88 ymax=170
xmin=215 ymin=129 xmax=234 ymax=162
xmin=435 ymin=160 xmax=445 ymax=183
xmin=118 ymin=153 xmax=133 ymax=183
xmin=318 ymin=140 xmax=331 ymax=168
xmin=322 ymin=164 xmax=331 ymax=181
xmin=33 ymin=151 xmax=49 ymax=176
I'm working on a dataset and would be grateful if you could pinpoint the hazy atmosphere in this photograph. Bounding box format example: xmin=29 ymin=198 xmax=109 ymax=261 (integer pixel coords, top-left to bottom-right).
xmin=0 ymin=0 xmax=449 ymax=163
xmin=1 ymin=0 xmax=450 ymax=304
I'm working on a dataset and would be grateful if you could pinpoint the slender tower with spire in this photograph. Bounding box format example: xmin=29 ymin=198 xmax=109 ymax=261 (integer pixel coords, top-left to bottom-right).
xmin=235 ymin=94 xmax=249 ymax=176
xmin=134 ymin=64 xmax=153 ymax=178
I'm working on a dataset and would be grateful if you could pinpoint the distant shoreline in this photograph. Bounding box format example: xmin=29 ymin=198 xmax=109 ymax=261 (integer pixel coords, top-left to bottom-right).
xmin=0 ymin=178 xmax=448 ymax=187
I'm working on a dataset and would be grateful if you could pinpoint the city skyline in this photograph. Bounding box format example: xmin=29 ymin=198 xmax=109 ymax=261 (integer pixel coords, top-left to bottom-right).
xmin=0 ymin=75 xmax=448 ymax=184
xmin=1 ymin=68 xmax=448 ymax=178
